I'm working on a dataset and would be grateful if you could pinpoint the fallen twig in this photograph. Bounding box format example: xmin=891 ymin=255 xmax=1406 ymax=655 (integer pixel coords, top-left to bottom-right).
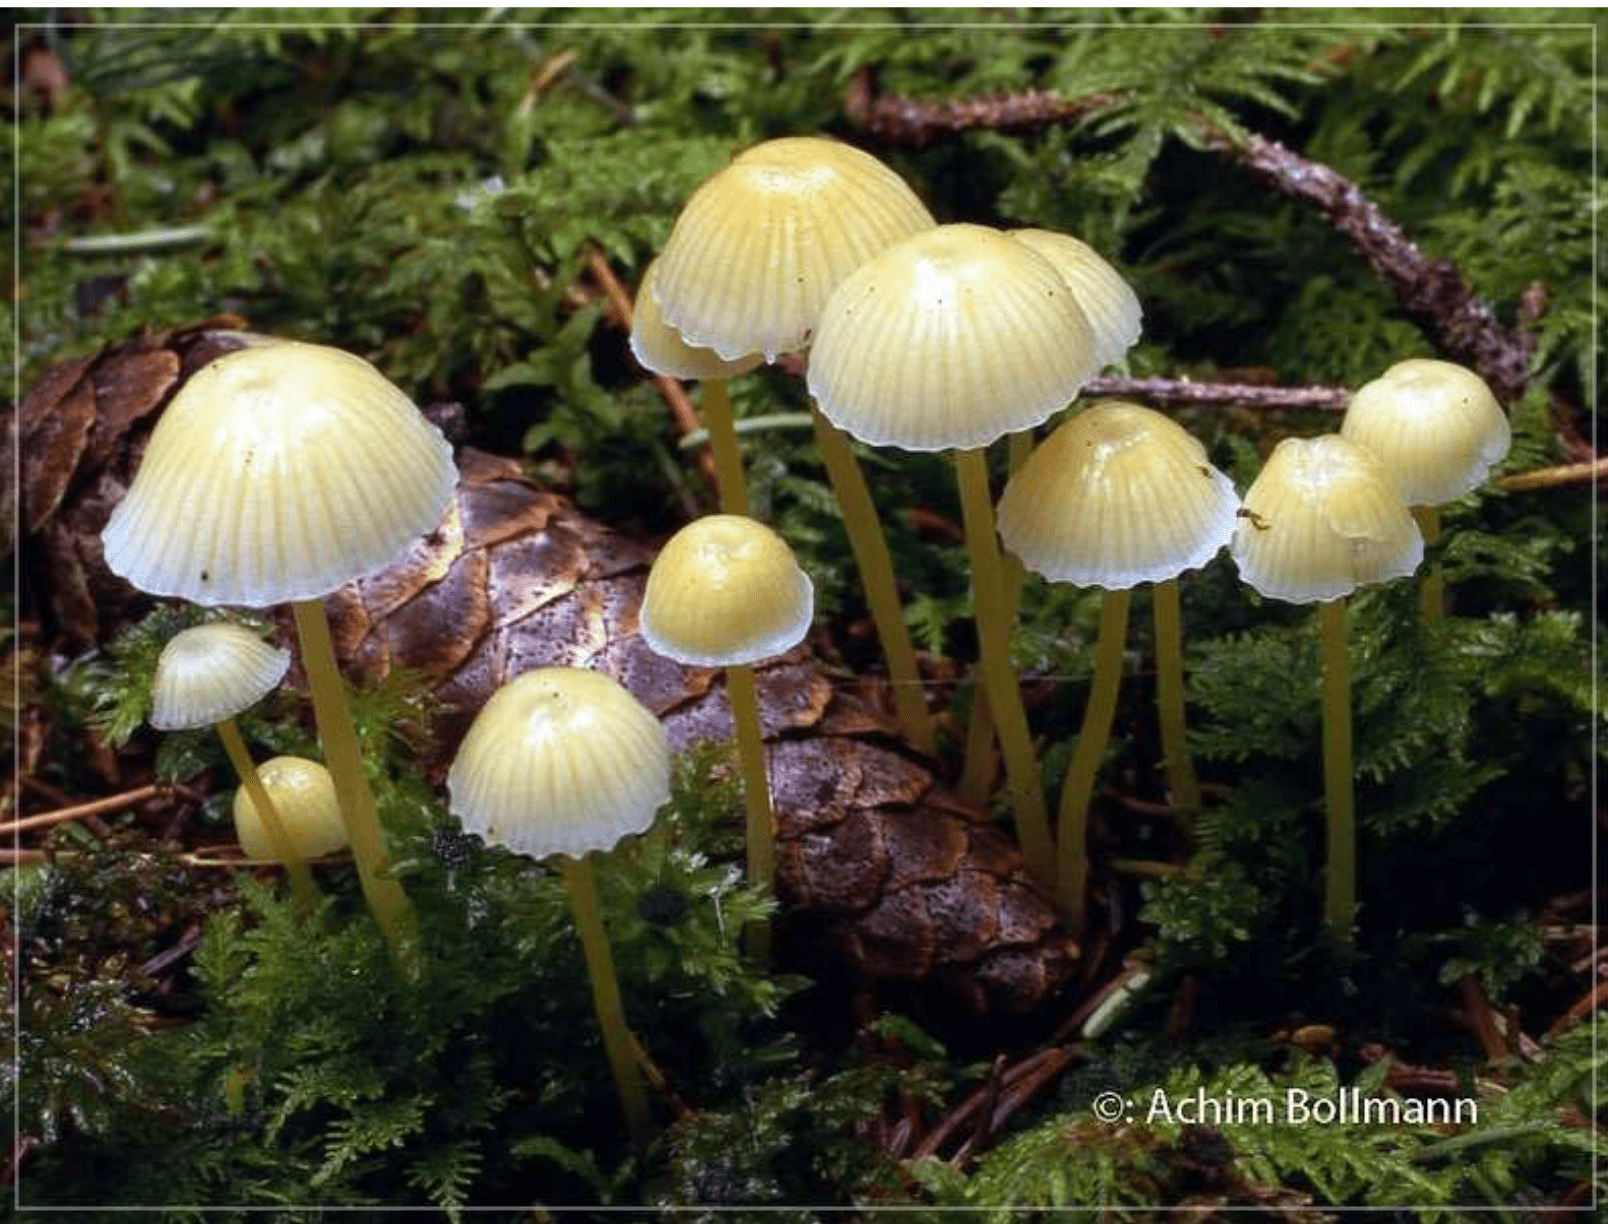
xmin=2 ymin=784 xmax=166 ymax=836
xmin=1495 ymin=458 xmax=1606 ymax=493
xmin=583 ymin=246 xmax=722 ymax=493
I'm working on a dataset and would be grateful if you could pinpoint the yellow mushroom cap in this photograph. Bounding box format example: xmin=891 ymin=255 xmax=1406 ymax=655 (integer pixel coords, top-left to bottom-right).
xmin=806 ymin=223 xmax=1101 ymax=452
xmin=101 ymin=339 xmax=458 ymax=608
xmin=150 ymin=622 xmax=290 ymax=731
xmin=639 ymin=514 xmax=814 ymax=667
xmin=629 ymin=258 xmax=763 ymax=381
xmin=1231 ymin=434 xmax=1423 ymax=604
xmin=996 ymin=402 xmax=1239 ymax=589
xmin=446 ymin=667 xmax=671 ymax=861
xmin=1008 ymin=229 xmax=1143 ymax=371
xmin=651 ymin=136 xmax=936 ymax=362
xmin=1339 ymin=358 xmax=1511 ymax=506
xmin=233 ymin=755 xmax=348 ymax=862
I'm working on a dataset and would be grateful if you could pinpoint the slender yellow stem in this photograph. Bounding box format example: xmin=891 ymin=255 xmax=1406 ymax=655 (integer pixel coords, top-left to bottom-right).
xmin=1057 ymin=587 xmax=1132 ymax=929
xmin=1319 ymin=598 xmax=1356 ymax=948
xmin=956 ymin=681 xmax=998 ymax=804
xmin=726 ymin=663 xmax=774 ymax=961
xmin=959 ymin=431 xmax=1035 ymax=803
xmin=1151 ymin=579 xmax=1202 ymax=815
xmin=215 ymin=718 xmax=318 ymax=914
xmin=559 ymin=854 xmax=652 ymax=1151
xmin=953 ymin=448 xmax=1054 ymax=888
xmin=291 ymin=599 xmax=417 ymax=971
xmin=1413 ymin=504 xmax=1444 ymax=624
xmin=811 ymin=406 xmax=937 ymax=755
xmin=701 ymin=377 xmax=748 ymax=515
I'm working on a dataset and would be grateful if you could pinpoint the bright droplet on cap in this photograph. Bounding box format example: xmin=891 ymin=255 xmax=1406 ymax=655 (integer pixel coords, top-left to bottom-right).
xmin=1231 ymin=434 xmax=1423 ymax=604
xmin=997 ymin=402 xmax=1238 ymax=590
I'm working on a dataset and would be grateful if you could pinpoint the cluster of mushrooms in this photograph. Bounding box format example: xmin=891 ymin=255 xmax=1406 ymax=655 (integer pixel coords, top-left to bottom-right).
xmin=99 ymin=135 xmax=1512 ymax=1146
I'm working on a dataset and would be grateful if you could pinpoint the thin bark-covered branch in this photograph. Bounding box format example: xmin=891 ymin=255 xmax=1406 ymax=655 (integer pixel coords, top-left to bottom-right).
xmin=843 ymin=67 xmax=1114 ymax=147
xmin=842 ymin=75 xmax=1538 ymax=404
xmin=1216 ymin=131 xmax=1536 ymax=403
xmin=1085 ymin=373 xmax=1349 ymax=413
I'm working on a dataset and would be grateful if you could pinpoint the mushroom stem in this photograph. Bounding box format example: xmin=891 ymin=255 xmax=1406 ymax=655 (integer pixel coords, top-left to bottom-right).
xmin=701 ymin=377 xmax=749 ymax=515
xmin=1413 ymin=504 xmax=1444 ymax=623
xmin=811 ymin=406 xmax=937 ymax=755
xmin=1319 ymin=597 xmax=1357 ymax=947
xmin=290 ymin=599 xmax=417 ymax=970
xmin=1151 ymin=579 xmax=1202 ymax=815
xmin=1057 ymin=587 xmax=1132 ymax=929
xmin=958 ymin=430 xmax=1035 ymax=804
xmin=214 ymin=718 xmax=318 ymax=913
xmin=725 ymin=662 xmax=775 ymax=961
xmin=953 ymin=447 xmax=1055 ymax=888
xmin=559 ymin=853 xmax=653 ymax=1152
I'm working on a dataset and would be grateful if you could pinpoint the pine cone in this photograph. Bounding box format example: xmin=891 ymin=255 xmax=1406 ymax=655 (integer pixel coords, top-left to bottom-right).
xmin=18 ymin=322 xmax=1080 ymax=1018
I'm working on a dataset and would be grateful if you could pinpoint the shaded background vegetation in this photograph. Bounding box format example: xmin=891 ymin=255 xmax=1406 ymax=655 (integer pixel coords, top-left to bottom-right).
xmin=7 ymin=8 xmax=1601 ymax=1218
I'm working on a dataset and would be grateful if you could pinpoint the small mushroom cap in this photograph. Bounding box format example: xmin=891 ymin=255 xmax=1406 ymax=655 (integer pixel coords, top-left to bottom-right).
xmin=1231 ymin=434 xmax=1423 ymax=604
xmin=639 ymin=514 xmax=815 ymax=667
xmin=652 ymin=136 xmax=936 ymax=362
xmin=997 ymin=402 xmax=1240 ymax=589
xmin=101 ymin=339 xmax=458 ymax=608
xmin=807 ymin=224 xmax=1101 ymax=453
xmin=233 ymin=755 xmax=348 ymax=862
xmin=1008 ymin=229 xmax=1143 ymax=370
xmin=447 ymin=667 xmax=671 ymax=861
xmin=150 ymin=622 xmax=290 ymax=731
xmin=629 ymin=258 xmax=763 ymax=381
xmin=1340 ymin=358 xmax=1511 ymax=506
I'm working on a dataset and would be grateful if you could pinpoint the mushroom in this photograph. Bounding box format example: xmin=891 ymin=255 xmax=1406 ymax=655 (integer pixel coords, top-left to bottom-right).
xmin=807 ymin=223 xmax=1102 ymax=888
xmin=646 ymin=135 xmax=938 ymax=753
xmin=1339 ymin=358 xmax=1511 ymax=622
xmin=629 ymin=257 xmax=762 ymax=514
xmin=638 ymin=514 xmax=814 ymax=957
xmin=957 ymin=227 xmax=1143 ymax=800
xmin=101 ymin=337 xmax=458 ymax=966
xmin=446 ymin=665 xmax=671 ymax=1150
xmin=151 ymin=620 xmax=317 ymax=911
xmin=997 ymin=402 xmax=1239 ymax=924
xmin=1229 ymin=434 xmax=1423 ymax=945
xmin=1007 ymin=229 xmax=1143 ymax=373
xmin=233 ymin=755 xmax=348 ymax=865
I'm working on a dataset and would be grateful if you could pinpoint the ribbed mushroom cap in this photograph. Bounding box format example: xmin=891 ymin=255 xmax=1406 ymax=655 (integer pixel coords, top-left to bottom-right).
xmin=807 ymin=224 xmax=1101 ymax=453
xmin=447 ymin=667 xmax=671 ymax=861
xmin=1231 ymin=434 xmax=1423 ymax=604
xmin=997 ymin=402 xmax=1239 ymax=589
xmin=652 ymin=136 xmax=936 ymax=362
xmin=150 ymin=622 xmax=290 ymax=731
xmin=1008 ymin=229 xmax=1142 ymax=371
xmin=101 ymin=339 xmax=457 ymax=608
xmin=233 ymin=755 xmax=348 ymax=862
xmin=639 ymin=514 xmax=814 ymax=667
xmin=629 ymin=258 xmax=763 ymax=381
xmin=1339 ymin=358 xmax=1511 ymax=506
